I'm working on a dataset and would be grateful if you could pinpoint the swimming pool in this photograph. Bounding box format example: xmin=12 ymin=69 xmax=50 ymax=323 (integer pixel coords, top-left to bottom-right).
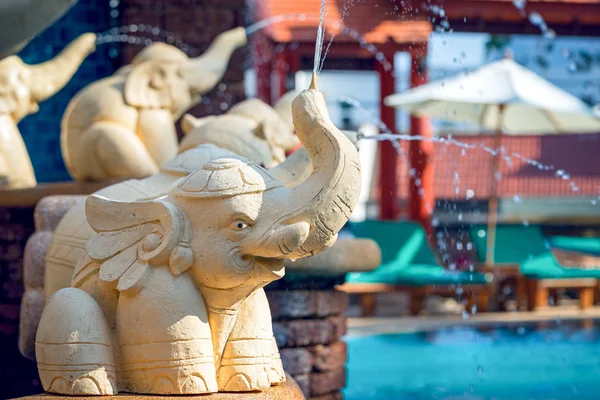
xmin=344 ymin=321 xmax=600 ymax=399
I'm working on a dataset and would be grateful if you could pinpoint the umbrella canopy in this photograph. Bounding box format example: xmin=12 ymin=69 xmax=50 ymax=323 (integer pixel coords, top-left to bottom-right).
xmin=384 ymin=58 xmax=600 ymax=134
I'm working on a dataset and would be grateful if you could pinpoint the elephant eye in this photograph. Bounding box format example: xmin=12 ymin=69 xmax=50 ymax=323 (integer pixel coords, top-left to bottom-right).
xmin=232 ymin=220 xmax=250 ymax=231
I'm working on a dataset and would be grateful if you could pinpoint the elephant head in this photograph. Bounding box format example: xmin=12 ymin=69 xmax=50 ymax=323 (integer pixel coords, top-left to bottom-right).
xmin=83 ymin=78 xmax=360 ymax=309
xmin=0 ymin=33 xmax=95 ymax=122
xmin=179 ymin=95 xmax=299 ymax=167
xmin=124 ymin=27 xmax=247 ymax=119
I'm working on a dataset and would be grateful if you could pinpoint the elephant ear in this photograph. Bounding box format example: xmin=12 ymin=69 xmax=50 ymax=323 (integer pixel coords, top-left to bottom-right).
xmin=124 ymin=60 xmax=174 ymax=109
xmin=85 ymin=195 xmax=194 ymax=291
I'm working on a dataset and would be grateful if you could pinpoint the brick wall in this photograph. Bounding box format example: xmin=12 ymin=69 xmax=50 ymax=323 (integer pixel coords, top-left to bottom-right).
xmin=0 ymin=207 xmax=41 ymax=399
xmin=267 ymin=274 xmax=349 ymax=400
xmin=16 ymin=0 xmax=117 ymax=183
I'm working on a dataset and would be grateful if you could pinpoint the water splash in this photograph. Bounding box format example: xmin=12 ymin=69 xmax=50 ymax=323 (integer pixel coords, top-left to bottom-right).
xmin=248 ymin=14 xmax=393 ymax=72
xmin=95 ymin=24 xmax=195 ymax=54
xmin=362 ymin=132 xmax=587 ymax=198
xmin=313 ymin=0 xmax=328 ymax=75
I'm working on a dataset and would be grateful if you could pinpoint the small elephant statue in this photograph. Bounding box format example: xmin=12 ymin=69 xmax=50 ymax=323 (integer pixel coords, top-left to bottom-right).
xmin=180 ymin=95 xmax=299 ymax=168
xmin=36 ymin=79 xmax=361 ymax=395
xmin=0 ymin=33 xmax=96 ymax=188
xmin=61 ymin=27 xmax=247 ymax=182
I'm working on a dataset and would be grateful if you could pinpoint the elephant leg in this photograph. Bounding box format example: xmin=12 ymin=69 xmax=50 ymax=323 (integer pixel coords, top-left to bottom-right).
xmin=81 ymin=121 xmax=160 ymax=181
xmin=217 ymin=289 xmax=285 ymax=391
xmin=35 ymin=288 xmax=117 ymax=395
xmin=137 ymin=109 xmax=178 ymax=168
xmin=117 ymin=268 xmax=217 ymax=394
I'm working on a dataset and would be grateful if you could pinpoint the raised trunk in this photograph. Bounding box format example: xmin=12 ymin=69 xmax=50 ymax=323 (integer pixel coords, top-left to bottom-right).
xmin=186 ymin=27 xmax=247 ymax=94
xmin=27 ymin=32 xmax=96 ymax=102
xmin=255 ymin=75 xmax=362 ymax=259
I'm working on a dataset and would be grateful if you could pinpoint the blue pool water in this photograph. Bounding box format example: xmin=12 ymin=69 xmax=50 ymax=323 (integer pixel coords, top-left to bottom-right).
xmin=344 ymin=321 xmax=600 ymax=400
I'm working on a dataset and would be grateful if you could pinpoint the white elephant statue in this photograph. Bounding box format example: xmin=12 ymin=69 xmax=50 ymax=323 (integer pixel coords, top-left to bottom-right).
xmin=0 ymin=33 xmax=96 ymax=188
xmin=36 ymin=79 xmax=361 ymax=395
xmin=180 ymin=96 xmax=299 ymax=168
xmin=61 ymin=27 xmax=247 ymax=182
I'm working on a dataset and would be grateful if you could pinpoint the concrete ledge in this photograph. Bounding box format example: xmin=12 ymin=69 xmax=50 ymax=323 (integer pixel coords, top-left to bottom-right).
xmin=0 ymin=180 xmax=120 ymax=208
xmin=14 ymin=374 xmax=305 ymax=399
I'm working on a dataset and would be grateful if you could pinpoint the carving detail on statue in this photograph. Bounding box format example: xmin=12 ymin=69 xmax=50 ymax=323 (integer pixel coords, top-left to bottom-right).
xmin=0 ymin=33 xmax=96 ymax=188
xmin=60 ymin=27 xmax=247 ymax=182
xmin=36 ymin=79 xmax=361 ymax=395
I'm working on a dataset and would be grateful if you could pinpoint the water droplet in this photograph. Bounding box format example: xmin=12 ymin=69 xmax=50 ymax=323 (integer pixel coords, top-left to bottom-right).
xmin=528 ymin=11 xmax=544 ymax=26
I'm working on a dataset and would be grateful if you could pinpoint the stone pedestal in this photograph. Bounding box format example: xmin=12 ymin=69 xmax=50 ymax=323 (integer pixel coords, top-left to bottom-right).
xmin=15 ymin=374 xmax=305 ymax=399
xmin=0 ymin=183 xmax=115 ymax=399
xmin=271 ymin=242 xmax=381 ymax=400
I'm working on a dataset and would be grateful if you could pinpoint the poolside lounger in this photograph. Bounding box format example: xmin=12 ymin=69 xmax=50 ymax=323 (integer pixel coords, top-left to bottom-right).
xmin=549 ymin=236 xmax=600 ymax=257
xmin=470 ymin=225 xmax=600 ymax=311
xmin=339 ymin=220 xmax=491 ymax=316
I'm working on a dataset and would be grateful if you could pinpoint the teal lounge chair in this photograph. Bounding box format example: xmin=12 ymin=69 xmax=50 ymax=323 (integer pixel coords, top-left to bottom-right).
xmin=469 ymin=225 xmax=600 ymax=280
xmin=549 ymin=235 xmax=600 ymax=257
xmin=470 ymin=225 xmax=600 ymax=310
xmin=342 ymin=221 xmax=490 ymax=315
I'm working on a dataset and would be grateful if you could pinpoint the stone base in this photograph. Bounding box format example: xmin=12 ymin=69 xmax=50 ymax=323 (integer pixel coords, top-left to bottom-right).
xmin=14 ymin=375 xmax=305 ymax=400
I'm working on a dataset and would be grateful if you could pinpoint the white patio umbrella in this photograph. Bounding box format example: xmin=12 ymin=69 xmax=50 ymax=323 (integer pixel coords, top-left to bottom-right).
xmin=384 ymin=58 xmax=600 ymax=267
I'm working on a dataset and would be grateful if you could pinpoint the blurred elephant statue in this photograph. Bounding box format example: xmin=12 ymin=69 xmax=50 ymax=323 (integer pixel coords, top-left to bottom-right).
xmin=36 ymin=82 xmax=361 ymax=395
xmin=180 ymin=95 xmax=299 ymax=168
xmin=61 ymin=27 xmax=247 ymax=182
xmin=0 ymin=33 xmax=96 ymax=188
xmin=0 ymin=0 xmax=79 ymax=59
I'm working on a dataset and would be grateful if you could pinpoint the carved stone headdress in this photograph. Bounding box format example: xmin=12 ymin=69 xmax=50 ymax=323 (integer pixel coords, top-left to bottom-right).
xmin=170 ymin=156 xmax=284 ymax=199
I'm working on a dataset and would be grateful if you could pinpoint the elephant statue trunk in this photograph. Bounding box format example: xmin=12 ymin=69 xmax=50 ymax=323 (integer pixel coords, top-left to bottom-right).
xmin=185 ymin=27 xmax=247 ymax=94
xmin=27 ymin=33 xmax=96 ymax=104
xmin=252 ymin=74 xmax=362 ymax=259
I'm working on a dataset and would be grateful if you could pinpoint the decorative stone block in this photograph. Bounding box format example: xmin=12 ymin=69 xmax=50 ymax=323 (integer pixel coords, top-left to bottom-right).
xmin=273 ymin=315 xmax=347 ymax=348
xmin=309 ymin=341 xmax=347 ymax=372
xmin=310 ymin=368 xmax=347 ymax=397
xmin=280 ymin=348 xmax=312 ymax=375
xmin=267 ymin=290 xmax=349 ymax=319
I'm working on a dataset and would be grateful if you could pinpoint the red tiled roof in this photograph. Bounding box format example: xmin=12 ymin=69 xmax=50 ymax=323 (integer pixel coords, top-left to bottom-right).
xmin=255 ymin=0 xmax=431 ymax=44
xmin=377 ymin=133 xmax=600 ymax=201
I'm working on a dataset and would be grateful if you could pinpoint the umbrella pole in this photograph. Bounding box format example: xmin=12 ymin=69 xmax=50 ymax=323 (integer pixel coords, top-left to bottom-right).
xmin=485 ymin=105 xmax=504 ymax=311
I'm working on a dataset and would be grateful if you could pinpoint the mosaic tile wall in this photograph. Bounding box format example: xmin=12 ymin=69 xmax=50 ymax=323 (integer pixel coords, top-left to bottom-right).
xmin=16 ymin=0 xmax=118 ymax=183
